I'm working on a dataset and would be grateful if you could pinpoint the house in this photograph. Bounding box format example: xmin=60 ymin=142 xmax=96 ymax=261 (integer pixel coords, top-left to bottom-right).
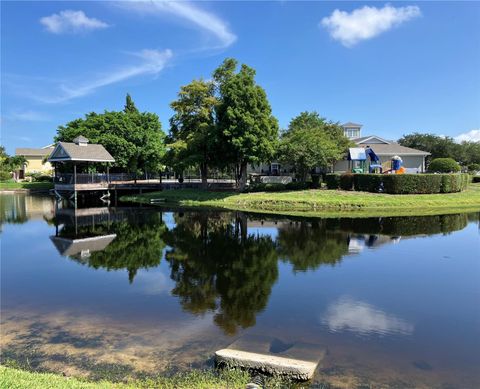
xmin=15 ymin=144 xmax=55 ymax=178
xmin=333 ymin=123 xmax=430 ymax=173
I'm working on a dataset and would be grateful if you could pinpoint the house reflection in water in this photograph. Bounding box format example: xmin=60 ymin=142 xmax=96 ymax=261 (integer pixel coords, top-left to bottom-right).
xmin=50 ymin=207 xmax=117 ymax=261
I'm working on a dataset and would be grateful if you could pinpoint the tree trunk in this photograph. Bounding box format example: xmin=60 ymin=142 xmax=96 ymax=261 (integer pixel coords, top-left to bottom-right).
xmin=237 ymin=161 xmax=248 ymax=191
xmin=200 ymin=162 xmax=208 ymax=190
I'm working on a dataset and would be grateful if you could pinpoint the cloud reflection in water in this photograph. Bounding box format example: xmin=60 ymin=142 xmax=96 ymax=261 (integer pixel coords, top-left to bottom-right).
xmin=321 ymin=297 xmax=414 ymax=336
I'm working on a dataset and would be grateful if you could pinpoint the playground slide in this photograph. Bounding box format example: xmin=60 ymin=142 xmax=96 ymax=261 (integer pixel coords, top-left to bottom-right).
xmin=395 ymin=167 xmax=406 ymax=174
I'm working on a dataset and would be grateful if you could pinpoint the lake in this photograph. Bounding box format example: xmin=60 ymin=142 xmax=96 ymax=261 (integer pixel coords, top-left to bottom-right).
xmin=1 ymin=193 xmax=479 ymax=388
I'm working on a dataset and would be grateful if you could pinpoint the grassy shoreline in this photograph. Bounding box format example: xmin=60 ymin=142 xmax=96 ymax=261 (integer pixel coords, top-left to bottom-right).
xmin=0 ymin=181 xmax=53 ymax=191
xmin=0 ymin=365 xmax=252 ymax=389
xmin=123 ymin=183 xmax=480 ymax=218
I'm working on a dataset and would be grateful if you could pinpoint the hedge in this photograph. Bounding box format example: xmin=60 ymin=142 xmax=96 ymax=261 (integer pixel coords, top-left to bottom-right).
xmin=339 ymin=173 xmax=354 ymax=191
xmin=325 ymin=174 xmax=341 ymax=189
xmin=353 ymin=174 xmax=383 ymax=193
xmin=327 ymin=173 xmax=469 ymax=194
xmin=382 ymin=174 xmax=443 ymax=194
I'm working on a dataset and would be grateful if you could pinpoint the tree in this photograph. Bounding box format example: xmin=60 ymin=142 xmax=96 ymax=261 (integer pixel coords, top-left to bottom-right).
xmin=56 ymin=95 xmax=166 ymax=174
xmin=0 ymin=146 xmax=27 ymax=180
xmin=169 ymin=79 xmax=217 ymax=189
xmin=398 ymin=133 xmax=462 ymax=163
xmin=124 ymin=93 xmax=139 ymax=114
xmin=214 ymin=58 xmax=279 ymax=191
xmin=278 ymin=112 xmax=351 ymax=182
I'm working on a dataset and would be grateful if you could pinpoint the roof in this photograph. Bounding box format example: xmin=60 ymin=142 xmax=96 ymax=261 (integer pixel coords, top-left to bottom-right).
xmin=73 ymin=135 xmax=89 ymax=143
xmin=353 ymin=135 xmax=390 ymax=144
xmin=341 ymin=122 xmax=362 ymax=128
xmin=50 ymin=234 xmax=117 ymax=257
xmin=16 ymin=146 xmax=54 ymax=157
xmin=363 ymin=143 xmax=430 ymax=156
xmin=348 ymin=147 xmax=367 ymax=160
xmin=48 ymin=141 xmax=115 ymax=162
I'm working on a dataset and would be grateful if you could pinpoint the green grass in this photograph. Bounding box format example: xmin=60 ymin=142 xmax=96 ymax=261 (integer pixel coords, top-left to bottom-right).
xmin=123 ymin=183 xmax=480 ymax=218
xmin=0 ymin=365 xmax=253 ymax=389
xmin=0 ymin=181 xmax=53 ymax=190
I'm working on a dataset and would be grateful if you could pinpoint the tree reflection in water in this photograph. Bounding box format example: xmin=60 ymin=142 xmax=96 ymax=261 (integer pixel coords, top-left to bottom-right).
xmin=50 ymin=204 xmax=477 ymax=334
xmin=163 ymin=212 xmax=278 ymax=335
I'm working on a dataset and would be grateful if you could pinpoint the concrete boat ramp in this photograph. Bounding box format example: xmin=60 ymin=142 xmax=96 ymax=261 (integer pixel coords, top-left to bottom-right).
xmin=215 ymin=334 xmax=325 ymax=381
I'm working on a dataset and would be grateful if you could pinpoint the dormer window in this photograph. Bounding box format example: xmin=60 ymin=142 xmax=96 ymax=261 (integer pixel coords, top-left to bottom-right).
xmin=344 ymin=127 xmax=360 ymax=138
xmin=341 ymin=122 xmax=362 ymax=139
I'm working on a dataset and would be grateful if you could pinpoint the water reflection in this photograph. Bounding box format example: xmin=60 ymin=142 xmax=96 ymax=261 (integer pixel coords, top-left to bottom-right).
xmin=164 ymin=212 xmax=278 ymax=335
xmin=2 ymin=194 xmax=480 ymax=387
xmin=321 ymin=297 xmax=415 ymax=336
xmin=51 ymin=207 xmax=166 ymax=283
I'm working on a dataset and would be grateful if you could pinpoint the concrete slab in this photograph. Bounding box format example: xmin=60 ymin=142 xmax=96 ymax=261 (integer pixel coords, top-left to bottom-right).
xmin=215 ymin=334 xmax=325 ymax=381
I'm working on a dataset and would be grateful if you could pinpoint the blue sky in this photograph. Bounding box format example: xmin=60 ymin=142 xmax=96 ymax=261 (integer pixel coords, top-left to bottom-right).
xmin=2 ymin=1 xmax=479 ymax=153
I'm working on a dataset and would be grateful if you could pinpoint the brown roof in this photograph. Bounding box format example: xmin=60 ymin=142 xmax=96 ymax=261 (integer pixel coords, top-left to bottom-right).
xmin=363 ymin=143 xmax=430 ymax=156
xmin=49 ymin=141 xmax=115 ymax=162
xmin=16 ymin=147 xmax=53 ymax=157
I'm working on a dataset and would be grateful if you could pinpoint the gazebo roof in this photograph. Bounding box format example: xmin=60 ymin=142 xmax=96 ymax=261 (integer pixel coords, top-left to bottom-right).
xmin=48 ymin=140 xmax=115 ymax=163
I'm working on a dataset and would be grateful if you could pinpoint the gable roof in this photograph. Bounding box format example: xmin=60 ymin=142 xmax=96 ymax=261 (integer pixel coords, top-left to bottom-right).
xmin=48 ymin=141 xmax=115 ymax=162
xmin=341 ymin=122 xmax=362 ymax=128
xmin=353 ymin=135 xmax=390 ymax=144
xmin=50 ymin=234 xmax=117 ymax=258
xmin=16 ymin=146 xmax=54 ymax=157
xmin=73 ymin=135 xmax=89 ymax=144
xmin=364 ymin=143 xmax=430 ymax=156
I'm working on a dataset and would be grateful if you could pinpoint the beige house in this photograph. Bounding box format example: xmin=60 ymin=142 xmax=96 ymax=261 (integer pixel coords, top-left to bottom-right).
xmin=15 ymin=144 xmax=55 ymax=178
xmin=333 ymin=123 xmax=430 ymax=173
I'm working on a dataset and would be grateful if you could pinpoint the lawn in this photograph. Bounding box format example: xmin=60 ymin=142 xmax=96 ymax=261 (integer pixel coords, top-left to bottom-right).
xmin=0 ymin=181 xmax=53 ymax=191
xmin=0 ymin=365 xmax=252 ymax=389
xmin=124 ymin=183 xmax=480 ymax=218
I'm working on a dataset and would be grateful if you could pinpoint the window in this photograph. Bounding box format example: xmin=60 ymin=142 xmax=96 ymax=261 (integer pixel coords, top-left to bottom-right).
xmin=344 ymin=128 xmax=360 ymax=138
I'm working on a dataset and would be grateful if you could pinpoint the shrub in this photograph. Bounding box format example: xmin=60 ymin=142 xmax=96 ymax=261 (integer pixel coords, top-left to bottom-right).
xmin=467 ymin=163 xmax=480 ymax=173
xmin=285 ymin=181 xmax=310 ymax=191
xmin=382 ymin=174 xmax=443 ymax=194
xmin=354 ymin=174 xmax=383 ymax=192
xmin=0 ymin=171 xmax=12 ymax=181
xmin=325 ymin=174 xmax=341 ymax=189
xmin=472 ymin=176 xmax=480 ymax=183
xmin=247 ymin=183 xmax=286 ymax=192
xmin=339 ymin=173 xmax=354 ymax=190
xmin=428 ymin=158 xmax=460 ymax=173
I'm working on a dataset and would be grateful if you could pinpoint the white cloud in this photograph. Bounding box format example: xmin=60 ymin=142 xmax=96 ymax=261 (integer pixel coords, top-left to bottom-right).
xmin=454 ymin=129 xmax=480 ymax=143
xmin=321 ymin=297 xmax=414 ymax=336
xmin=9 ymin=110 xmax=51 ymax=122
xmin=39 ymin=49 xmax=173 ymax=103
xmin=116 ymin=0 xmax=236 ymax=48
xmin=321 ymin=4 xmax=421 ymax=47
xmin=40 ymin=10 xmax=109 ymax=34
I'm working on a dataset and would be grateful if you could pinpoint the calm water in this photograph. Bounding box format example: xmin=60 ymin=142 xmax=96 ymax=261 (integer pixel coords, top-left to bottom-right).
xmin=1 ymin=193 xmax=479 ymax=388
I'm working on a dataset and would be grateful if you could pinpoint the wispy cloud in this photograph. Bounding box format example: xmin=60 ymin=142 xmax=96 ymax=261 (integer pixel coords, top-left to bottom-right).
xmin=321 ymin=4 xmax=421 ymax=47
xmin=455 ymin=129 xmax=480 ymax=143
xmin=9 ymin=110 xmax=52 ymax=122
xmin=116 ymin=0 xmax=236 ymax=48
xmin=35 ymin=49 xmax=173 ymax=103
xmin=40 ymin=10 xmax=110 ymax=34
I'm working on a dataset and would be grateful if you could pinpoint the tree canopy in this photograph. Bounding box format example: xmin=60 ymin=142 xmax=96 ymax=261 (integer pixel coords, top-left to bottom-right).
xmin=398 ymin=132 xmax=480 ymax=170
xmin=278 ymin=111 xmax=351 ymax=181
xmin=0 ymin=147 xmax=27 ymax=180
xmin=214 ymin=58 xmax=279 ymax=190
xmin=56 ymin=95 xmax=166 ymax=173
xmin=168 ymin=79 xmax=217 ymax=188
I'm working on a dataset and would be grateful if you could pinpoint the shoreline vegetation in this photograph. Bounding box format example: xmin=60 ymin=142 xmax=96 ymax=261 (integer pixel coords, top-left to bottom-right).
xmin=0 ymin=181 xmax=53 ymax=191
xmin=123 ymin=183 xmax=480 ymax=218
xmin=0 ymin=365 xmax=255 ymax=389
